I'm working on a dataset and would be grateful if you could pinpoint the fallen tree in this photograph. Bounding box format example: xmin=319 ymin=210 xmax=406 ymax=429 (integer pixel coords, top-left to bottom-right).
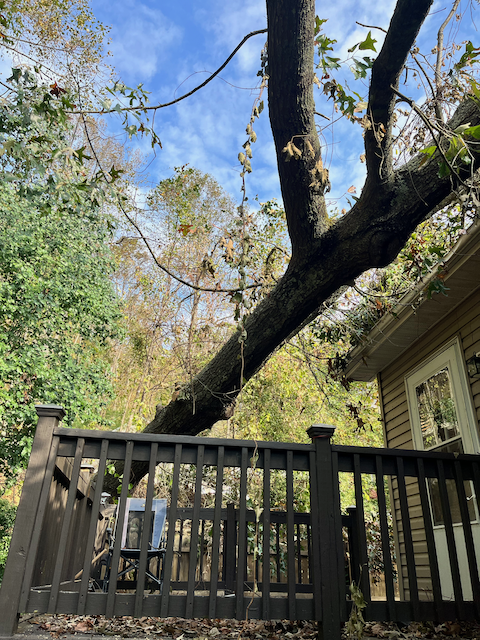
xmin=105 ymin=0 xmax=480 ymax=490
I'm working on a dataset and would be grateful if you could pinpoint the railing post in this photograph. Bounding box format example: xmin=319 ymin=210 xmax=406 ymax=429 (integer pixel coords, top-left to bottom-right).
xmin=307 ymin=424 xmax=342 ymax=640
xmin=0 ymin=405 xmax=65 ymax=638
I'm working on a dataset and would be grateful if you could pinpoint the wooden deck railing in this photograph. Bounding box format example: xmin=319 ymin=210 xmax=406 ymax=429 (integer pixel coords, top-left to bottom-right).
xmin=1 ymin=406 xmax=480 ymax=640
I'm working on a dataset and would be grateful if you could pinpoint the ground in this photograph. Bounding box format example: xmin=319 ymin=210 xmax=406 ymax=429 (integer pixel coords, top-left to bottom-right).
xmin=14 ymin=614 xmax=480 ymax=640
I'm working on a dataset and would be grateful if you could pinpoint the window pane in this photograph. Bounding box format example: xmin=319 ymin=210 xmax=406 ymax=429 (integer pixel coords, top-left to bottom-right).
xmin=429 ymin=478 xmax=476 ymax=526
xmin=427 ymin=440 xmax=477 ymax=525
xmin=415 ymin=367 xmax=459 ymax=449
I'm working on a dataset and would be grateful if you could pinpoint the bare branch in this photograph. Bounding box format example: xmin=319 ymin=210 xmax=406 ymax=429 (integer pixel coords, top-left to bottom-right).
xmin=435 ymin=0 xmax=462 ymax=121
xmin=355 ymin=21 xmax=387 ymax=34
xmin=79 ymin=114 xmax=261 ymax=295
xmin=411 ymin=52 xmax=437 ymax=102
xmin=70 ymin=29 xmax=267 ymax=117
xmin=391 ymin=85 xmax=468 ymax=187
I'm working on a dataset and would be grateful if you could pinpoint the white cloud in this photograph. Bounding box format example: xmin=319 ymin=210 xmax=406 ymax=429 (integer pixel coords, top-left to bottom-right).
xmin=95 ymin=0 xmax=182 ymax=82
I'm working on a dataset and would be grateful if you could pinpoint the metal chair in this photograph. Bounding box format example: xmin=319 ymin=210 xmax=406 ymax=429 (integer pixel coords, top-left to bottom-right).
xmin=103 ymin=498 xmax=167 ymax=592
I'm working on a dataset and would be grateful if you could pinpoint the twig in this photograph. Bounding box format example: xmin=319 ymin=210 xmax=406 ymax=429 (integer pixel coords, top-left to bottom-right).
xmin=410 ymin=52 xmax=437 ymax=102
xmin=356 ymin=21 xmax=387 ymax=34
xmin=390 ymin=85 xmax=467 ymax=187
xmin=70 ymin=29 xmax=268 ymax=116
xmin=435 ymin=0 xmax=462 ymax=122
xmin=78 ymin=111 xmax=261 ymax=294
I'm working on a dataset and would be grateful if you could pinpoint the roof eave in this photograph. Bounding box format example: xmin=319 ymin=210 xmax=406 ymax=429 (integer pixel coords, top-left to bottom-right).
xmin=343 ymin=221 xmax=480 ymax=382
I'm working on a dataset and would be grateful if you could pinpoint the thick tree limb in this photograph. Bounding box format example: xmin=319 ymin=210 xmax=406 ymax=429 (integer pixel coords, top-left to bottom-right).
xmin=364 ymin=0 xmax=433 ymax=183
xmin=268 ymin=0 xmax=329 ymax=255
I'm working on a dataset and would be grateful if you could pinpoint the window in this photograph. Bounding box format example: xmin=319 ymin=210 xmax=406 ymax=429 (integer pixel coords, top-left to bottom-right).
xmin=406 ymin=338 xmax=479 ymax=525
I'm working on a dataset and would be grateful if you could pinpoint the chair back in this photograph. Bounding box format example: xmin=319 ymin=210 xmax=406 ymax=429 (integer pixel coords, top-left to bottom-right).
xmin=120 ymin=498 xmax=167 ymax=550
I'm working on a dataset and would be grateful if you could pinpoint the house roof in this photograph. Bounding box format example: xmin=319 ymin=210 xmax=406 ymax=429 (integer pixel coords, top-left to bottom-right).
xmin=343 ymin=221 xmax=480 ymax=382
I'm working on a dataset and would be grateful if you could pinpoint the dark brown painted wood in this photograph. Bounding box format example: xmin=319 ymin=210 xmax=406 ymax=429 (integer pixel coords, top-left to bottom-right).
xmin=160 ymin=444 xmax=183 ymax=618
xmin=134 ymin=442 xmax=158 ymax=617
xmin=286 ymin=450 xmax=296 ymax=620
xmin=9 ymin=418 xmax=480 ymax=628
xmin=308 ymin=449 xmax=322 ymax=621
xmin=105 ymin=441 xmax=134 ymax=618
xmin=77 ymin=439 xmax=109 ymax=614
xmin=161 ymin=444 xmax=182 ymax=617
xmin=0 ymin=407 xmax=64 ymax=636
xmin=19 ymin=436 xmax=60 ymax=611
xmin=185 ymin=445 xmax=205 ymax=619
xmin=437 ymin=459 xmax=465 ymax=619
xmin=453 ymin=460 xmax=480 ymax=617
xmin=416 ymin=457 xmax=442 ymax=619
xmin=262 ymin=448 xmax=271 ymax=620
xmin=331 ymin=450 xmax=346 ymax=622
xmin=309 ymin=425 xmax=341 ymax=640
xmin=208 ymin=445 xmax=224 ymax=619
xmin=353 ymin=453 xmax=370 ymax=603
xmin=236 ymin=447 xmax=248 ymax=619
xmin=396 ymin=456 xmax=419 ymax=620
xmin=375 ymin=455 xmax=396 ymax=620
xmin=48 ymin=438 xmax=85 ymax=612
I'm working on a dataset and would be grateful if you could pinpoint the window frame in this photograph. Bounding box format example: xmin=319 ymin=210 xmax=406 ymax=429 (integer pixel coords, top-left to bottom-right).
xmin=405 ymin=336 xmax=479 ymax=455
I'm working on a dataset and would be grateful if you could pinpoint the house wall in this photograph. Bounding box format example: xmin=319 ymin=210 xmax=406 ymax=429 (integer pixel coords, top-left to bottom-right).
xmin=378 ymin=284 xmax=480 ymax=599
xmin=380 ymin=284 xmax=480 ymax=450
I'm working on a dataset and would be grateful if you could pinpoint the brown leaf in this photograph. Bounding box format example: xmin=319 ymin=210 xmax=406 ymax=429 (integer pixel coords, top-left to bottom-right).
xmin=74 ymin=621 xmax=93 ymax=632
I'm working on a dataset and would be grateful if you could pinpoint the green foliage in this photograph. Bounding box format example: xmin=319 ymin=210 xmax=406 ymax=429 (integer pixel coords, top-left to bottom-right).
xmin=0 ymin=499 xmax=16 ymax=583
xmin=454 ymin=41 xmax=480 ymax=73
xmin=0 ymin=180 xmax=122 ymax=479
xmin=314 ymin=20 xmax=375 ymax=121
xmin=0 ymin=71 xmax=124 ymax=479
xmin=102 ymin=81 xmax=162 ymax=149
xmin=0 ymin=68 xmax=108 ymax=216
xmin=224 ymin=337 xmax=381 ymax=447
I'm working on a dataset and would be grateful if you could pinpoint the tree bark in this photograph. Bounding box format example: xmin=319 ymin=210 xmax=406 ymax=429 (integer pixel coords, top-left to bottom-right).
xmin=103 ymin=0 xmax=480 ymax=492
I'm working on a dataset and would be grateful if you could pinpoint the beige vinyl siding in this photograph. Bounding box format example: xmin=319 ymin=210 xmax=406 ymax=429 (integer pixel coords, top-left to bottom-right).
xmin=379 ymin=285 xmax=480 ymax=599
xmin=381 ymin=286 xmax=480 ymax=449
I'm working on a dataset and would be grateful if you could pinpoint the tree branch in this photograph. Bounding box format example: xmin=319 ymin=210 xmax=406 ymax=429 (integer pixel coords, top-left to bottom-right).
xmin=104 ymin=0 xmax=480 ymax=494
xmin=70 ymin=29 xmax=267 ymax=116
xmin=364 ymin=0 xmax=433 ymax=184
xmin=435 ymin=0 xmax=462 ymax=122
xmin=109 ymin=95 xmax=480 ymax=494
xmin=267 ymin=0 xmax=329 ymax=257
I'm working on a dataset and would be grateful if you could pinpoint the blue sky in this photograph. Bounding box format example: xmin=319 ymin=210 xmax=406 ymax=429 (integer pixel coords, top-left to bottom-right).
xmin=89 ymin=0 xmax=479 ymax=212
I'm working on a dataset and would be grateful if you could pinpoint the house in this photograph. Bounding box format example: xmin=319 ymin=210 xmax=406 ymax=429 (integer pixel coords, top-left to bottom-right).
xmin=343 ymin=220 xmax=480 ymax=601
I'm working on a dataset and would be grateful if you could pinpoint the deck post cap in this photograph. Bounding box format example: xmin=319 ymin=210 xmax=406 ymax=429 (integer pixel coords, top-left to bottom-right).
xmin=307 ymin=424 xmax=336 ymax=439
xmin=35 ymin=405 xmax=66 ymax=420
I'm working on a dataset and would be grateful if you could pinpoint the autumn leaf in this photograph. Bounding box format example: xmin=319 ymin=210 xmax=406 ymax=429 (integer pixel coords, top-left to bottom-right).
xmin=178 ymin=224 xmax=193 ymax=236
xmin=49 ymin=82 xmax=66 ymax=97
